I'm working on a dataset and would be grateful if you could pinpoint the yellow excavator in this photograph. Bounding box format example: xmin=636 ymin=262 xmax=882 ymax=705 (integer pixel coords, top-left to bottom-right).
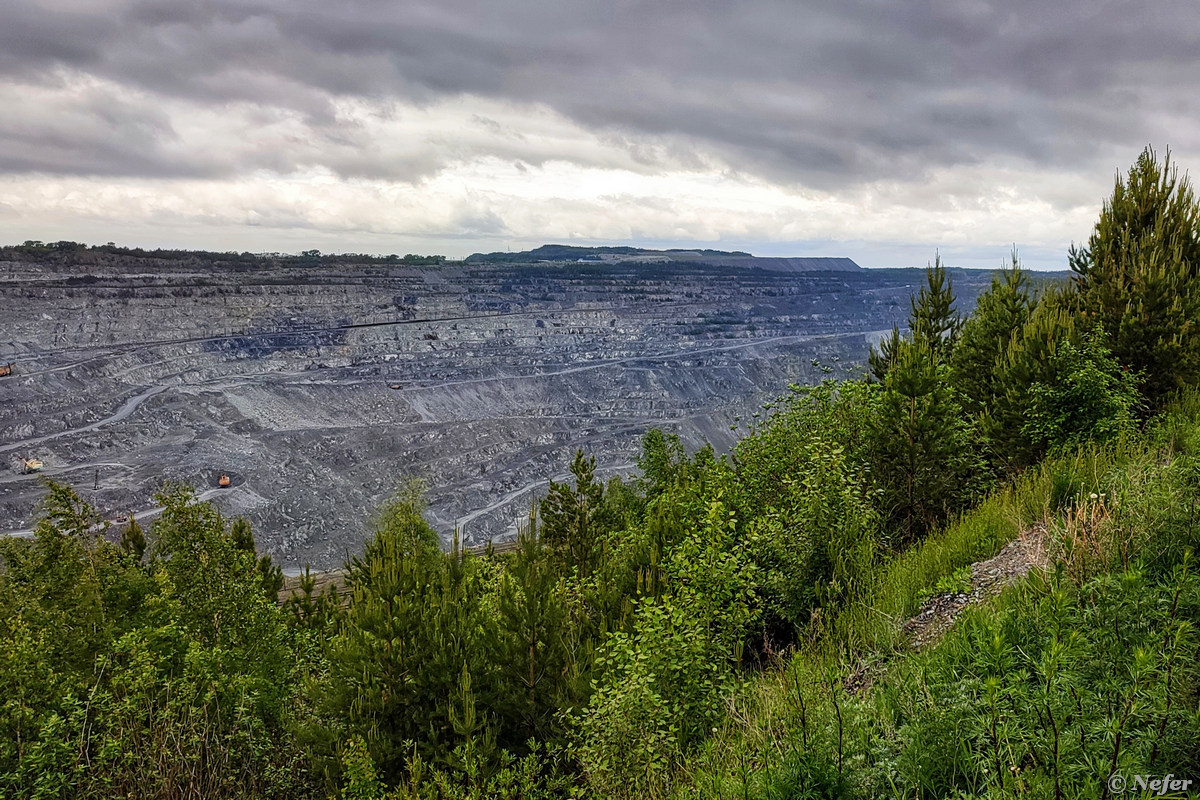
xmin=20 ymin=457 xmax=43 ymax=474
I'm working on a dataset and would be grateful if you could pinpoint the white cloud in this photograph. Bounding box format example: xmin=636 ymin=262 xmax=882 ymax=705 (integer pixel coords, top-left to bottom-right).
xmin=0 ymin=133 xmax=1108 ymax=268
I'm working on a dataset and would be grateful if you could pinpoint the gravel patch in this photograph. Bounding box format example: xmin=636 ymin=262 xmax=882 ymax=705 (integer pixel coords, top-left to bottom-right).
xmin=902 ymin=523 xmax=1050 ymax=650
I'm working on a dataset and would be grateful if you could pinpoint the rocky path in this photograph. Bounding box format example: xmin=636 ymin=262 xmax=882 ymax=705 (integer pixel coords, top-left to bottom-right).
xmin=901 ymin=523 xmax=1051 ymax=649
xmin=844 ymin=524 xmax=1052 ymax=695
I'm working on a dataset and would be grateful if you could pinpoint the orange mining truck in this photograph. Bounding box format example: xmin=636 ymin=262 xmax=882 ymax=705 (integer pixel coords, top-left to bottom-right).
xmin=218 ymin=474 xmax=232 ymax=488
xmin=0 ymin=363 xmax=13 ymax=377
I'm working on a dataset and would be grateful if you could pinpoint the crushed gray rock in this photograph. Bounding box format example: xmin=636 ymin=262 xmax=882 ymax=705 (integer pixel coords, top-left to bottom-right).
xmin=902 ymin=523 xmax=1050 ymax=650
xmin=843 ymin=524 xmax=1051 ymax=695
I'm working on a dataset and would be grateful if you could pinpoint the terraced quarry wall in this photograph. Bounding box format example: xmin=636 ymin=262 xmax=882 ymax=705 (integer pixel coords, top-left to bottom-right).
xmin=0 ymin=252 xmax=992 ymax=568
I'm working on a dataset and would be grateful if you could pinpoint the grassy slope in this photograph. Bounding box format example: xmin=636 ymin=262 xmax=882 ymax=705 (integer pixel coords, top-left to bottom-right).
xmin=672 ymin=393 xmax=1200 ymax=799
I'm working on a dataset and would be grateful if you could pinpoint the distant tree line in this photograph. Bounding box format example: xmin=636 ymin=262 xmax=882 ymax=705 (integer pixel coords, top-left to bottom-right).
xmin=5 ymin=241 xmax=451 ymax=266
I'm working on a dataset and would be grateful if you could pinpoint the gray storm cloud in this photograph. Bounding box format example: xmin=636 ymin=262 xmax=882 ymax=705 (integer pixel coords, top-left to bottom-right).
xmin=3 ymin=0 xmax=1199 ymax=188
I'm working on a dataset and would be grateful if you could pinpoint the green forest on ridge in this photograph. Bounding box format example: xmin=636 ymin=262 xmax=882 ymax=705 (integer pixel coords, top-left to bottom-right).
xmin=3 ymin=147 xmax=1200 ymax=799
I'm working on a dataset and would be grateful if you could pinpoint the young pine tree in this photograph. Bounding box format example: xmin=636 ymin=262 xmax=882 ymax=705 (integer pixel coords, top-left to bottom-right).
xmin=985 ymin=291 xmax=1080 ymax=469
xmin=320 ymin=493 xmax=495 ymax=781
xmin=540 ymin=450 xmax=607 ymax=575
xmin=869 ymin=337 xmax=980 ymax=544
xmin=909 ymin=254 xmax=961 ymax=359
xmin=950 ymin=251 xmax=1034 ymax=416
xmin=119 ymin=514 xmax=147 ymax=561
xmin=284 ymin=565 xmax=339 ymax=631
xmin=1070 ymin=146 xmax=1200 ymax=407
xmin=492 ymin=517 xmax=579 ymax=744
xmin=870 ymin=255 xmax=960 ymax=380
xmin=868 ymin=325 xmax=903 ymax=382
xmin=230 ymin=515 xmax=284 ymax=600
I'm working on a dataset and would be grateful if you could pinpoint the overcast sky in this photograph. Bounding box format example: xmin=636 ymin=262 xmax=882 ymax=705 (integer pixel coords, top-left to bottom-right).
xmin=2 ymin=1 xmax=1198 ymax=268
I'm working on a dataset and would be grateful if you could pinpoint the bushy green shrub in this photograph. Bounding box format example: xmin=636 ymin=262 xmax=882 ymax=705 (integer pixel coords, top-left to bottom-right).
xmin=735 ymin=381 xmax=881 ymax=638
xmin=0 ymin=483 xmax=311 ymax=799
xmin=1022 ymin=333 xmax=1140 ymax=452
xmin=575 ymin=493 xmax=757 ymax=795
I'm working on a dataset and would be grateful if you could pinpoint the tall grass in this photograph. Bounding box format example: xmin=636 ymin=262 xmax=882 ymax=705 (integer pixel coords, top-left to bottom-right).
xmin=825 ymin=440 xmax=1128 ymax=657
xmin=672 ymin=392 xmax=1200 ymax=799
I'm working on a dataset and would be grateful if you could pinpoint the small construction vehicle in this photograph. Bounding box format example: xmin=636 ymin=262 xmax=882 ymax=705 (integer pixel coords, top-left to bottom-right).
xmin=218 ymin=474 xmax=232 ymax=488
xmin=20 ymin=457 xmax=44 ymax=474
xmin=0 ymin=363 xmax=13 ymax=377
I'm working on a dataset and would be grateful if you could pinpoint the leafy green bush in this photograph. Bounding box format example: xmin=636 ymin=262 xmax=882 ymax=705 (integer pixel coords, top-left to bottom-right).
xmin=1022 ymin=333 xmax=1140 ymax=452
xmin=575 ymin=492 xmax=756 ymax=796
xmin=0 ymin=483 xmax=312 ymax=799
xmin=735 ymin=380 xmax=881 ymax=639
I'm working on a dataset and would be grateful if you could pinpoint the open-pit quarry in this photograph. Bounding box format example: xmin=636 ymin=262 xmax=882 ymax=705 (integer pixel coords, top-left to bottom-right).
xmin=0 ymin=248 xmax=992 ymax=568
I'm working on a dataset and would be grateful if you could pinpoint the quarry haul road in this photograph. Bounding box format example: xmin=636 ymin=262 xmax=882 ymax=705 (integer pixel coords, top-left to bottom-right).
xmin=0 ymin=486 xmax=231 ymax=539
xmin=1 ymin=370 xmax=314 ymax=455
xmin=398 ymin=331 xmax=876 ymax=392
xmin=453 ymin=461 xmax=637 ymax=535
xmin=0 ymin=385 xmax=169 ymax=454
xmin=3 ymin=331 xmax=871 ymax=455
xmin=0 ymin=460 xmax=129 ymax=485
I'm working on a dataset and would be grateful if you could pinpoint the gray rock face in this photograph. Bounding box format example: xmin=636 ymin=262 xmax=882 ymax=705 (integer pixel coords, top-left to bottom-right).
xmin=0 ymin=252 xmax=992 ymax=568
